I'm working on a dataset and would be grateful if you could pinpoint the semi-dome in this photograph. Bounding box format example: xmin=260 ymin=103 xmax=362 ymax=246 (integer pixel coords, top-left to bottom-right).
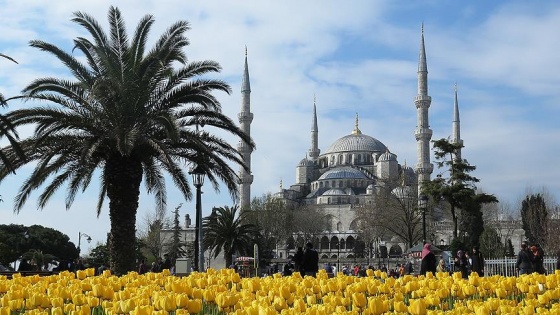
xmin=325 ymin=133 xmax=387 ymax=154
xmin=318 ymin=167 xmax=369 ymax=180
xmin=322 ymin=189 xmax=347 ymax=196
xmin=378 ymin=150 xmax=397 ymax=162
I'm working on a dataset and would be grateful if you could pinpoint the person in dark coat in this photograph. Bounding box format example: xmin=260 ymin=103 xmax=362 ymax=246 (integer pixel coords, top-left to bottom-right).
xmin=420 ymin=243 xmax=437 ymax=276
xmin=161 ymin=254 xmax=172 ymax=271
xmin=301 ymin=242 xmax=319 ymax=276
xmin=293 ymin=247 xmax=304 ymax=273
xmin=516 ymin=241 xmax=534 ymax=275
xmin=454 ymin=250 xmax=470 ymax=278
xmin=471 ymin=246 xmax=485 ymax=276
xmin=531 ymin=245 xmax=545 ymax=274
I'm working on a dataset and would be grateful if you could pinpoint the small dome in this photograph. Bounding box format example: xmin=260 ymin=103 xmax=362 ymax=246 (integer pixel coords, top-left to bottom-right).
xmin=298 ymin=157 xmax=313 ymax=166
xmin=318 ymin=166 xmax=369 ymax=180
xmin=322 ymin=189 xmax=347 ymax=196
xmin=378 ymin=150 xmax=397 ymax=162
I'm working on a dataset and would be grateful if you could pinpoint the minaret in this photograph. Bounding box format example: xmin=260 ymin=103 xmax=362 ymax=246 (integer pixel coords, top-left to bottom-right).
xmin=451 ymin=83 xmax=463 ymax=161
xmin=308 ymin=95 xmax=320 ymax=160
xmin=238 ymin=47 xmax=253 ymax=210
xmin=414 ymin=24 xmax=434 ymax=193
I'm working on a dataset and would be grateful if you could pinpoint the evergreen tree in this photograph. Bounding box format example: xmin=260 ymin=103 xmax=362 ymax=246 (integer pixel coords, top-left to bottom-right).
xmin=521 ymin=194 xmax=548 ymax=247
xmin=167 ymin=204 xmax=186 ymax=264
xmin=422 ymin=138 xmax=498 ymax=242
xmin=505 ymin=239 xmax=515 ymax=257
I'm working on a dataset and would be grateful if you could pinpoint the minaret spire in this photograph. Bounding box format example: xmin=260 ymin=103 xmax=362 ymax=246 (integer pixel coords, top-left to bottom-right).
xmin=309 ymin=95 xmax=320 ymax=160
xmin=238 ymin=47 xmax=253 ymax=210
xmin=414 ymin=24 xmax=434 ymax=195
xmin=451 ymin=83 xmax=463 ymax=161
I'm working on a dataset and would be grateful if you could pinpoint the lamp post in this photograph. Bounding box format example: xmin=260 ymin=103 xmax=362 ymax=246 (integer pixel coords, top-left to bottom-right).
xmin=190 ymin=164 xmax=205 ymax=272
xmin=78 ymin=232 xmax=92 ymax=256
xmin=419 ymin=194 xmax=428 ymax=244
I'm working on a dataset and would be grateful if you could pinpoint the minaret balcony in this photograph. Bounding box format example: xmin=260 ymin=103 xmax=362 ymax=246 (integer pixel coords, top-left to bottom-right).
xmin=237 ymin=112 xmax=254 ymax=123
xmin=414 ymin=128 xmax=433 ymax=140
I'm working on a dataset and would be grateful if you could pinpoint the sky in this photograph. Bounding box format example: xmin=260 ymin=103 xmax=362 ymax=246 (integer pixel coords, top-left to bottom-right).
xmin=0 ymin=0 xmax=559 ymax=254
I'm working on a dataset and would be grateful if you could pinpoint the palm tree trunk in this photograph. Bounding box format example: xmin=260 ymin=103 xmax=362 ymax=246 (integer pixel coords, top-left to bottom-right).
xmin=105 ymin=154 xmax=143 ymax=275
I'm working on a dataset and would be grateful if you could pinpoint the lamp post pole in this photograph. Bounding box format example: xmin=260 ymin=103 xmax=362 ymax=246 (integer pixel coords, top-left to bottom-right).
xmin=78 ymin=232 xmax=92 ymax=256
xmin=190 ymin=164 xmax=205 ymax=272
xmin=419 ymin=194 xmax=428 ymax=245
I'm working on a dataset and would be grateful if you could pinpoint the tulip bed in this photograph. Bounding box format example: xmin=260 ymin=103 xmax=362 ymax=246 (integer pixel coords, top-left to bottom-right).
xmin=2 ymin=268 xmax=560 ymax=315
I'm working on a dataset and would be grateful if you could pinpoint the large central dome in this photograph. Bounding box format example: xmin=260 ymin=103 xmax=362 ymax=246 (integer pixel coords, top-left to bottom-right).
xmin=325 ymin=133 xmax=387 ymax=154
xmin=324 ymin=114 xmax=388 ymax=154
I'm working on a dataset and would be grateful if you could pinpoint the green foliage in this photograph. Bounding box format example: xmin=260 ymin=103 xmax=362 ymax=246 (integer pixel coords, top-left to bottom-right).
xmin=0 ymin=224 xmax=77 ymax=266
xmin=168 ymin=204 xmax=187 ymax=263
xmin=505 ymin=239 xmax=515 ymax=257
xmin=521 ymin=194 xmax=548 ymax=247
xmin=88 ymin=243 xmax=110 ymax=267
xmin=479 ymin=227 xmax=504 ymax=258
xmin=21 ymin=249 xmax=58 ymax=270
xmin=422 ymin=138 xmax=498 ymax=241
xmin=203 ymin=205 xmax=260 ymax=268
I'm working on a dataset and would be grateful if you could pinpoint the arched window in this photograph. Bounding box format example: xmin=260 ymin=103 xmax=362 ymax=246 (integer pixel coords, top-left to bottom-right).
xmin=320 ymin=236 xmax=329 ymax=250
xmin=338 ymin=154 xmax=343 ymax=164
xmin=340 ymin=238 xmax=346 ymax=250
xmin=330 ymin=236 xmax=339 ymax=250
xmin=327 ymin=197 xmax=331 ymax=204
xmin=346 ymin=236 xmax=355 ymax=249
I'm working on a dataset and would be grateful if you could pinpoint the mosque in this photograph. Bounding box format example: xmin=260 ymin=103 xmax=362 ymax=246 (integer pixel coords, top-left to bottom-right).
xmin=235 ymin=28 xmax=491 ymax=264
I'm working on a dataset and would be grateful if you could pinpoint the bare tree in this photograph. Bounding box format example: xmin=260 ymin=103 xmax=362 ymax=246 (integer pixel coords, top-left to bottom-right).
xmin=137 ymin=207 xmax=171 ymax=260
xmin=355 ymin=185 xmax=422 ymax=249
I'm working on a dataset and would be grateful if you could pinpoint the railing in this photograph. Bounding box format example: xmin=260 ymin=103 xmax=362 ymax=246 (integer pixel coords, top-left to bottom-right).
xmin=482 ymin=257 xmax=557 ymax=277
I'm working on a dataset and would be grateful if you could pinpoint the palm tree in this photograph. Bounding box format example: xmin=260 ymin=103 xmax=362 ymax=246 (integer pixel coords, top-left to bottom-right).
xmin=0 ymin=54 xmax=24 ymax=172
xmin=0 ymin=7 xmax=254 ymax=275
xmin=203 ymin=205 xmax=259 ymax=268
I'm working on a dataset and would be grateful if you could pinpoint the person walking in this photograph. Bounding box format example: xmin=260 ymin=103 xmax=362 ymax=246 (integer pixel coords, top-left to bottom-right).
xmin=420 ymin=243 xmax=437 ymax=276
xmin=293 ymin=247 xmax=304 ymax=273
xmin=516 ymin=241 xmax=534 ymax=275
xmin=471 ymin=246 xmax=485 ymax=276
xmin=301 ymin=242 xmax=319 ymax=277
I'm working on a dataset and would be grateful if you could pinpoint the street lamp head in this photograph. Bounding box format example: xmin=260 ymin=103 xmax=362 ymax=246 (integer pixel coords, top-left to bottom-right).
xmin=86 ymin=236 xmax=92 ymax=243
xmin=190 ymin=164 xmax=206 ymax=188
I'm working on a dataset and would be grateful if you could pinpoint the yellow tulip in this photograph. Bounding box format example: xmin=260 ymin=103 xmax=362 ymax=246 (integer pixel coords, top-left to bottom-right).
xmin=176 ymin=293 xmax=189 ymax=308
xmin=393 ymin=300 xmax=407 ymax=312
xmin=87 ymin=296 xmax=100 ymax=307
xmin=352 ymin=293 xmax=366 ymax=309
xmin=76 ymin=270 xmax=87 ymax=280
xmin=51 ymin=306 xmax=63 ymax=315
xmin=367 ymin=296 xmax=388 ymax=314
xmin=132 ymin=305 xmax=153 ymax=315
xmin=409 ymin=299 xmax=427 ymax=315
xmin=187 ymin=299 xmax=202 ymax=314
xmin=306 ymin=294 xmax=317 ymax=306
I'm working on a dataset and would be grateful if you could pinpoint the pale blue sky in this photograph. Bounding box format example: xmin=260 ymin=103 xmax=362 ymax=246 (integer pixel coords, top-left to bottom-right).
xmin=0 ymin=1 xmax=558 ymax=252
